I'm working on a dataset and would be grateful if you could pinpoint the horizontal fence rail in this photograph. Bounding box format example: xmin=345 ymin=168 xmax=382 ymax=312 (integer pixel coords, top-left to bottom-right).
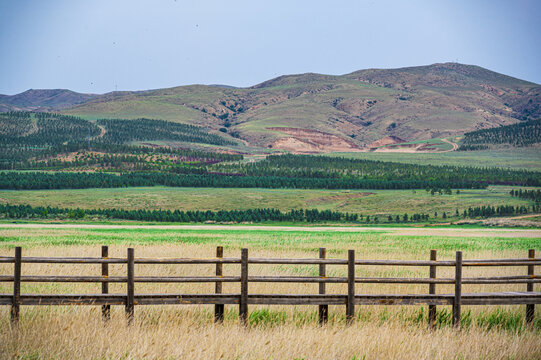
xmin=1 ymin=246 xmax=540 ymax=328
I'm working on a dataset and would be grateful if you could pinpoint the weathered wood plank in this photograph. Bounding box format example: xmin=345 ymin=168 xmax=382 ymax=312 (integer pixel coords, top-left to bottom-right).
xmin=1 ymin=292 xmax=539 ymax=306
xmin=5 ymin=255 xmax=538 ymax=266
xmin=3 ymin=275 xmax=540 ymax=284
xmin=17 ymin=294 xmax=127 ymax=305
xmin=19 ymin=256 xmax=127 ymax=264
xmin=0 ymin=256 xmax=14 ymax=263
xmin=248 ymin=294 xmax=346 ymax=305
xmin=355 ymin=295 xmax=453 ymax=306
xmin=0 ymin=296 xmax=12 ymax=305
xmin=136 ymin=294 xmax=241 ymax=305
xmin=135 ymin=257 xmax=241 ymax=264
xmin=463 ymin=261 xmax=541 ymax=266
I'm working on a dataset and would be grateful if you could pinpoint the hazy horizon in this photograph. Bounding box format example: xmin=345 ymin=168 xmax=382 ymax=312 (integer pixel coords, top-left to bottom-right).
xmin=1 ymin=0 xmax=540 ymax=95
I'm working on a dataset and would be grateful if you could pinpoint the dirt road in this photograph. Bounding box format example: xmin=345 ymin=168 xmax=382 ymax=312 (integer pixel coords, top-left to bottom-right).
xmin=440 ymin=138 xmax=459 ymax=152
xmin=1 ymin=224 xmax=539 ymax=238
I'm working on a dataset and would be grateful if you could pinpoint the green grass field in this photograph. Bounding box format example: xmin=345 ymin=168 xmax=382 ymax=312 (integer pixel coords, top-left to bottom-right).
xmin=0 ymin=226 xmax=539 ymax=254
xmin=327 ymin=147 xmax=541 ymax=170
xmin=0 ymin=186 xmax=533 ymax=218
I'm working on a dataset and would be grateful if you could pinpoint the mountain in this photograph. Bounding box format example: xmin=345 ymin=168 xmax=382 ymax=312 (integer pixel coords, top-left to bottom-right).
xmin=0 ymin=89 xmax=98 ymax=111
xmin=3 ymin=63 xmax=540 ymax=151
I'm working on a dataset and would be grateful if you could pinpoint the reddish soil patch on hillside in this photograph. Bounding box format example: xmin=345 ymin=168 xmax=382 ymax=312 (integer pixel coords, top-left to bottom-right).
xmin=267 ymin=127 xmax=362 ymax=153
xmin=367 ymin=135 xmax=406 ymax=148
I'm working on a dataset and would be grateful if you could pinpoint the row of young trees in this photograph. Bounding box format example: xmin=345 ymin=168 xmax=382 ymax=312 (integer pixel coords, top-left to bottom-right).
xmin=0 ymin=171 xmax=490 ymax=190
xmin=510 ymin=188 xmax=541 ymax=202
xmin=0 ymin=111 xmax=235 ymax=149
xmin=458 ymin=119 xmax=541 ymax=149
xmin=97 ymin=118 xmax=235 ymax=146
xmin=0 ymin=141 xmax=242 ymax=171
xmin=462 ymin=204 xmax=535 ymax=218
xmin=0 ymin=112 xmax=100 ymax=146
xmin=0 ymin=202 xmax=536 ymax=223
xmin=0 ymin=204 xmax=357 ymax=223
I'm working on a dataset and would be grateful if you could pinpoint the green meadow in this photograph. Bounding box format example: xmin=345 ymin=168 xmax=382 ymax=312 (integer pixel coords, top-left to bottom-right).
xmin=0 ymin=186 xmax=532 ymax=219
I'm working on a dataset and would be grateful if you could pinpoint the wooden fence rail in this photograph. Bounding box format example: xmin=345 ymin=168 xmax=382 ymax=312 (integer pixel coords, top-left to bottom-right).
xmin=1 ymin=246 xmax=540 ymax=328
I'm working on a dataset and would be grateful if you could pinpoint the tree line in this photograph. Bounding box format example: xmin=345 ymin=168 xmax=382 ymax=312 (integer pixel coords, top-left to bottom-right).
xmin=0 ymin=111 xmax=235 ymax=149
xmin=0 ymin=112 xmax=100 ymax=146
xmin=215 ymin=154 xmax=541 ymax=187
xmin=510 ymin=188 xmax=541 ymax=203
xmin=0 ymin=171 xmax=490 ymax=190
xmin=0 ymin=202 xmax=537 ymax=223
xmin=96 ymin=117 xmax=235 ymax=146
xmin=0 ymin=204 xmax=358 ymax=223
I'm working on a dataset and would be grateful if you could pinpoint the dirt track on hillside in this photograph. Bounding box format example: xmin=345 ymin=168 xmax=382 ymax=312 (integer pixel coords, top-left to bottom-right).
xmin=1 ymin=224 xmax=539 ymax=238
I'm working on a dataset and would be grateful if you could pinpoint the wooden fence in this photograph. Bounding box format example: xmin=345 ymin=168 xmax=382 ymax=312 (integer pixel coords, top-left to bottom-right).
xmin=1 ymin=246 xmax=540 ymax=328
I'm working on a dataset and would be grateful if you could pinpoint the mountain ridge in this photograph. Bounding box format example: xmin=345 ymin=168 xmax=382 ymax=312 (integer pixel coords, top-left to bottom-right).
xmin=2 ymin=63 xmax=540 ymax=151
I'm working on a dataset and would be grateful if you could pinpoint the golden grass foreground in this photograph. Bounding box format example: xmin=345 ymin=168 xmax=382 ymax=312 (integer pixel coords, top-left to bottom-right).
xmin=0 ymin=229 xmax=540 ymax=359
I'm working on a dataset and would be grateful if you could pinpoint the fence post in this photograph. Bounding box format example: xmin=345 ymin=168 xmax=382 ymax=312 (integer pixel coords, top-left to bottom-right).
xmin=453 ymin=251 xmax=462 ymax=328
xmin=101 ymin=245 xmax=110 ymax=322
xmin=346 ymin=249 xmax=355 ymax=324
xmin=10 ymin=246 xmax=22 ymax=327
xmin=318 ymin=247 xmax=328 ymax=324
xmin=126 ymin=248 xmax=134 ymax=325
xmin=526 ymin=249 xmax=535 ymax=326
xmin=428 ymin=249 xmax=437 ymax=328
xmin=215 ymin=246 xmax=224 ymax=323
xmin=239 ymin=248 xmax=248 ymax=325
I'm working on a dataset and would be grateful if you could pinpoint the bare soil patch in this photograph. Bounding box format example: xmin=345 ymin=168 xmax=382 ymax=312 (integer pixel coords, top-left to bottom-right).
xmin=268 ymin=127 xmax=362 ymax=153
xmin=367 ymin=135 xmax=405 ymax=148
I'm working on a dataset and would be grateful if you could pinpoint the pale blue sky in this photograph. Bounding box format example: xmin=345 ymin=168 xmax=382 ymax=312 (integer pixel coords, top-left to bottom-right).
xmin=0 ymin=0 xmax=539 ymax=94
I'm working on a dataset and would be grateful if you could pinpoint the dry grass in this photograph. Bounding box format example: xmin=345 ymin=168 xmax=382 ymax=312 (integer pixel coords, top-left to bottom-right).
xmin=2 ymin=308 xmax=540 ymax=360
xmin=0 ymin=233 xmax=540 ymax=359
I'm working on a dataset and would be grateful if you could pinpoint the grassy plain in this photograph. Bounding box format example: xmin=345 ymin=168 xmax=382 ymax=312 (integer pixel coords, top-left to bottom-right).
xmin=328 ymin=147 xmax=541 ymax=170
xmin=0 ymin=186 xmax=533 ymax=218
xmin=0 ymin=226 xmax=540 ymax=359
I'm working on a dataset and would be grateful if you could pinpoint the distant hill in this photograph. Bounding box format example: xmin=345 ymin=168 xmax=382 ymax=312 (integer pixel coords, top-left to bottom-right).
xmin=0 ymin=89 xmax=98 ymax=111
xmin=2 ymin=63 xmax=540 ymax=152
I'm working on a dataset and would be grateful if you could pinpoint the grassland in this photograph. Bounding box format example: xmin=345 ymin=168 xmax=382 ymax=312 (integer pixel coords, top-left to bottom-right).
xmin=0 ymin=226 xmax=540 ymax=359
xmin=0 ymin=186 xmax=533 ymax=218
xmin=328 ymin=147 xmax=541 ymax=170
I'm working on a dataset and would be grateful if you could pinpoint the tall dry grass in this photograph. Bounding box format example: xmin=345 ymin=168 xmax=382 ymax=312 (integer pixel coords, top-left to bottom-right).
xmin=1 ymin=242 xmax=540 ymax=359
xmin=2 ymin=307 xmax=540 ymax=360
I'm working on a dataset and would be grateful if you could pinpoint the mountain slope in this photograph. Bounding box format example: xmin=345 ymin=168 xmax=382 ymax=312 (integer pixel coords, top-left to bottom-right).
xmin=0 ymin=89 xmax=99 ymax=111
xmin=4 ymin=63 xmax=540 ymax=151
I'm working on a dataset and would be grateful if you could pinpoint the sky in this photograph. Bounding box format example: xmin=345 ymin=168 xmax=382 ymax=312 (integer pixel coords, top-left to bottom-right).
xmin=0 ymin=0 xmax=540 ymax=95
